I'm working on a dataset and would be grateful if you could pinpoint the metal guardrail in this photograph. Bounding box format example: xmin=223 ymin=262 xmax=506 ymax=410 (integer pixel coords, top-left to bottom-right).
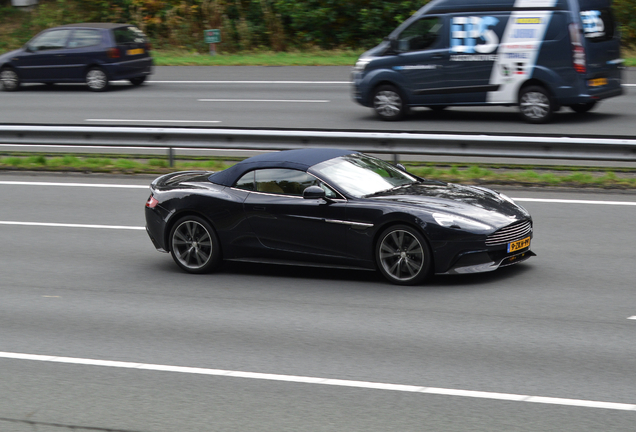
xmin=1 ymin=125 xmax=636 ymax=166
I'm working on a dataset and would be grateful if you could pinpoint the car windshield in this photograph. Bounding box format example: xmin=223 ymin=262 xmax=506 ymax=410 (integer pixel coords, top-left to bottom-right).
xmin=310 ymin=153 xmax=418 ymax=198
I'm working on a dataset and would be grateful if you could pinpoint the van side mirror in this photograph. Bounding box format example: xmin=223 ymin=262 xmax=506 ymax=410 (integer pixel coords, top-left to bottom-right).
xmin=388 ymin=37 xmax=400 ymax=53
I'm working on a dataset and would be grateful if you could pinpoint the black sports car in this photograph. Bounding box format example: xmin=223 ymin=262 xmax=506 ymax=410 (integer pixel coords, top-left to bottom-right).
xmin=145 ymin=149 xmax=534 ymax=285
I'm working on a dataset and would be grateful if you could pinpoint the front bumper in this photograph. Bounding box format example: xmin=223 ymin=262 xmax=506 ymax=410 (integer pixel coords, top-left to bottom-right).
xmin=442 ymin=248 xmax=535 ymax=275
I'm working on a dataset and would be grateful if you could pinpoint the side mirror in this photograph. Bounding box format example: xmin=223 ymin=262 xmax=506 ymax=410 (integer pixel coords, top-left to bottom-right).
xmin=24 ymin=45 xmax=34 ymax=53
xmin=396 ymin=163 xmax=407 ymax=172
xmin=389 ymin=37 xmax=400 ymax=53
xmin=303 ymin=185 xmax=326 ymax=200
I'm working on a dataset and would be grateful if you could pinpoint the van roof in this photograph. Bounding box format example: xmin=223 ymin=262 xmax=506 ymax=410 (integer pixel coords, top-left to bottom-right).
xmin=420 ymin=0 xmax=570 ymax=14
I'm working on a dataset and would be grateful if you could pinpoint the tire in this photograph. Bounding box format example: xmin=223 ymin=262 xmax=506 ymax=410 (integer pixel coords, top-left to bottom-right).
xmin=0 ymin=68 xmax=20 ymax=92
xmin=518 ymin=85 xmax=554 ymax=124
xmin=373 ymin=85 xmax=407 ymax=121
xmin=86 ymin=67 xmax=109 ymax=92
xmin=376 ymin=224 xmax=432 ymax=285
xmin=129 ymin=76 xmax=146 ymax=86
xmin=169 ymin=216 xmax=221 ymax=274
xmin=570 ymin=101 xmax=597 ymax=114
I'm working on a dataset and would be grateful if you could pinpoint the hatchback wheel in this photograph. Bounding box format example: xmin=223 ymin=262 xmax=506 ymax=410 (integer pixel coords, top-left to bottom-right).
xmin=373 ymin=85 xmax=407 ymax=121
xmin=130 ymin=76 xmax=146 ymax=86
xmin=169 ymin=216 xmax=221 ymax=274
xmin=519 ymin=85 xmax=554 ymax=124
xmin=0 ymin=68 xmax=20 ymax=92
xmin=86 ymin=67 xmax=109 ymax=92
xmin=376 ymin=225 xmax=432 ymax=285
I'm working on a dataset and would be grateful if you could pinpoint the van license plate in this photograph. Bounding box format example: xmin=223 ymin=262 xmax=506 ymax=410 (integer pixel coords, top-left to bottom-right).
xmin=508 ymin=237 xmax=531 ymax=253
xmin=588 ymin=78 xmax=607 ymax=87
xmin=127 ymin=48 xmax=144 ymax=56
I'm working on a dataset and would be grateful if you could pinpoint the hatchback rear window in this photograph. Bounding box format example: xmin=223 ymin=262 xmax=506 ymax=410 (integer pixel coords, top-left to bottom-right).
xmin=113 ymin=26 xmax=147 ymax=44
xmin=580 ymin=8 xmax=615 ymax=42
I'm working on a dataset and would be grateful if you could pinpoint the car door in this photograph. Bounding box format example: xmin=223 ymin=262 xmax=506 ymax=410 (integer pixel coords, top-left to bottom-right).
xmin=16 ymin=29 xmax=73 ymax=81
xmin=63 ymin=29 xmax=105 ymax=81
xmin=393 ymin=16 xmax=450 ymax=106
xmin=238 ymin=169 xmax=350 ymax=260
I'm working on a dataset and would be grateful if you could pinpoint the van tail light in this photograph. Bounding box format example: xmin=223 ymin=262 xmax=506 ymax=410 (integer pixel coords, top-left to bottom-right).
xmin=107 ymin=47 xmax=121 ymax=59
xmin=569 ymin=23 xmax=586 ymax=74
xmin=146 ymin=195 xmax=159 ymax=209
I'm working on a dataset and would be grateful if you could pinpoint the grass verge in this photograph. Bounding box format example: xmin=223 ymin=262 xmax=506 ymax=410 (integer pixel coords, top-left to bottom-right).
xmin=2 ymin=153 xmax=636 ymax=189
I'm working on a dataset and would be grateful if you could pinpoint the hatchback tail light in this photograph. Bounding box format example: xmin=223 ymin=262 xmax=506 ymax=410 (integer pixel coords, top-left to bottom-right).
xmin=146 ymin=195 xmax=159 ymax=208
xmin=569 ymin=23 xmax=586 ymax=74
xmin=107 ymin=47 xmax=121 ymax=59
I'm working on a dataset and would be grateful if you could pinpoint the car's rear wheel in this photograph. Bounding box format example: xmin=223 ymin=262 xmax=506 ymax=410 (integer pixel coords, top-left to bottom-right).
xmin=570 ymin=101 xmax=597 ymax=113
xmin=169 ymin=216 xmax=221 ymax=274
xmin=373 ymin=85 xmax=407 ymax=121
xmin=376 ymin=225 xmax=432 ymax=285
xmin=519 ymin=85 xmax=554 ymax=124
xmin=0 ymin=68 xmax=20 ymax=92
xmin=130 ymin=76 xmax=146 ymax=86
xmin=86 ymin=67 xmax=109 ymax=92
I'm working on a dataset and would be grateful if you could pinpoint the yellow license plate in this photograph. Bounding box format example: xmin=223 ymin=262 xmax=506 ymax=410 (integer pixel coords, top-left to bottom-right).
xmin=508 ymin=237 xmax=531 ymax=253
xmin=588 ymin=78 xmax=607 ymax=87
xmin=127 ymin=48 xmax=144 ymax=56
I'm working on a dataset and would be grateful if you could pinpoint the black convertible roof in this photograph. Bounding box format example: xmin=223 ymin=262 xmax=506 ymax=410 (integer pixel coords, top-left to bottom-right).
xmin=208 ymin=148 xmax=357 ymax=187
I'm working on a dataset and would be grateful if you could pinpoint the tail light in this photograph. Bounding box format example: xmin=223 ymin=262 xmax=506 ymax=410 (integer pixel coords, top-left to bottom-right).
xmin=107 ymin=47 xmax=121 ymax=59
xmin=145 ymin=195 xmax=159 ymax=208
xmin=569 ymin=23 xmax=586 ymax=74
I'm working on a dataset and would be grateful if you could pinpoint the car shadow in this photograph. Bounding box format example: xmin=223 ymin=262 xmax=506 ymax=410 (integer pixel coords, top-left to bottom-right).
xmin=17 ymin=82 xmax=144 ymax=93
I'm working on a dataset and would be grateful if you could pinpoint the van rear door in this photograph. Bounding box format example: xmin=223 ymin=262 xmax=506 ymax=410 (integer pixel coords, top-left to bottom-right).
xmin=577 ymin=1 xmax=621 ymax=89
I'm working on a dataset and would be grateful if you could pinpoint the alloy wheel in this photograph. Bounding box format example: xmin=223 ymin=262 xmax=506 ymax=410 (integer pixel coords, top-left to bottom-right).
xmin=86 ymin=68 xmax=108 ymax=91
xmin=378 ymin=229 xmax=425 ymax=282
xmin=0 ymin=69 xmax=19 ymax=91
xmin=520 ymin=91 xmax=550 ymax=121
xmin=171 ymin=220 xmax=213 ymax=270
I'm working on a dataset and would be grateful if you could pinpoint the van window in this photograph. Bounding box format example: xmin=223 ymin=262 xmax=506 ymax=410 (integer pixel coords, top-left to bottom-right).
xmin=397 ymin=18 xmax=443 ymax=52
xmin=580 ymin=9 xmax=615 ymax=42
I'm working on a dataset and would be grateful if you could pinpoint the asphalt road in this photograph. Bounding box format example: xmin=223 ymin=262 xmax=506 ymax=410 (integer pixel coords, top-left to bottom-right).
xmin=1 ymin=172 xmax=636 ymax=431
xmin=1 ymin=66 xmax=635 ymax=136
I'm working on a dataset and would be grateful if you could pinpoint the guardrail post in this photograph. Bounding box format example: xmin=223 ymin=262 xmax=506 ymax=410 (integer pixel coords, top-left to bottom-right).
xmin=168 ymin=147 xmax=174 ymax=167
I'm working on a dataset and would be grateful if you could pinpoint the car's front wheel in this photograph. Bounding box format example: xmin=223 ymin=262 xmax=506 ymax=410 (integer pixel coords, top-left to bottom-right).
xmin=0 ymin=68 xmax=20 ymax=92
xmin=169 ymin=216 xmax=221 ymax=274
xmin=86 ymin=67 xmax=109 ymax=92
xmin=373 ymin=85 xmax=407 ymax=121
xmin=376 ymin=225 xmax=432 ymax=285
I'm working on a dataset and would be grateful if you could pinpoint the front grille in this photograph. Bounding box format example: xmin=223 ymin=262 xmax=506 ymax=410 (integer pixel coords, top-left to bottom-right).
xmin=486 ymin=220 xmax=532 ymax=247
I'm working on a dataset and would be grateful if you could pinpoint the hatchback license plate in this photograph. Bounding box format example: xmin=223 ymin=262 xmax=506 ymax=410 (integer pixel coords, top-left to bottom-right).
xmin=127 ymin=48 xmax=144 ymax=56
xmin=588 ymin=78 xmax=607 ymax=87
xmin=508 ymin=237 xmax=531 ymax=253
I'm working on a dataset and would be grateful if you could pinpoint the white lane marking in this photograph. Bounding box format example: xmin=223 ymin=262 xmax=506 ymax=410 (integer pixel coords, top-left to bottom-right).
xmin=198 ymin=99 xmax=330 ymax=103
xmin=85 ymin=119 xmax=221 ymax=124
xmin=513 ymin=198 xmax=636 ymax=206
xmin=149 ymin=80 xmax=349 ymax=84
xmin=629 ymin=316 xmax=636 ymax=320
xmin=624 ymin=84 xmax=636 ymax=87
xmin=0 ymin=221 xmax=144 ymax=230
xmin=0 ymin=181 xmax=148 ymax=189
xmin=0 ymin=351 xmax=634 ymax=412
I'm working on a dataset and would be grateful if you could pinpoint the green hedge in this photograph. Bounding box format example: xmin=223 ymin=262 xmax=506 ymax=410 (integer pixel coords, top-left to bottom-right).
xmin=3 ymin=0 xmax=636 ymax=52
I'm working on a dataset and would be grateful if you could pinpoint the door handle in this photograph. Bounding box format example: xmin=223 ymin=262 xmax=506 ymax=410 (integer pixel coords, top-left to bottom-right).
xmin=432 ymin=54 xmax=444 ymax=60
xmin=253 ymin=206 xmax=266 ymax=211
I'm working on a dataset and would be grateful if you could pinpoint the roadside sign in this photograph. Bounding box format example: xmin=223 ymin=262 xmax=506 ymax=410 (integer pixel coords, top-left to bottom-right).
xmin=204 ymin=29 xmax=221 ymax=44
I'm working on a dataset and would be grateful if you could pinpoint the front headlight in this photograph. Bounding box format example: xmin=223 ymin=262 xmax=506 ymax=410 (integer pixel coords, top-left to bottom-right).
xmin=353 ymin=58 xmax=372 ymax=73
xmin=432 ymin=212 xmax=492 ymax=231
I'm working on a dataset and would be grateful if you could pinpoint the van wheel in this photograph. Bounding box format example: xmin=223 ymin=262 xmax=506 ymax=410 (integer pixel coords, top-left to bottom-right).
xmin=519 ymin=86 xmax=554 ymax=124
xmin=570 ymin=101 xmax=597 ymax=113
xmin=373 ymin=85 xmax=407 ymax=121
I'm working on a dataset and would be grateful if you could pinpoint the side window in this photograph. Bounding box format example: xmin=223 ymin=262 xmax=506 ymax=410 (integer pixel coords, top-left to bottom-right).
xmin=398 ymin=17 xmax=442 ymax=52
xmin=235 ymin=171 xmax=255 ymax=191
xmin=113 ymin=26 xmax=147 ymax=45
xmin=68 ymin=29 xmax=102 ymax=49
xmin=254 ymin=169 xmax=319 ymax=196
xmin=28 ymin=29 xmax=72 ymax=51
xmin=580 ymin=9 xmax=615 ymax=42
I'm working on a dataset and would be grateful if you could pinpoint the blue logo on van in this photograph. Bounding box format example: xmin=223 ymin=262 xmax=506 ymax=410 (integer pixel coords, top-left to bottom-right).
xmin=451 ymin=16 xmax=499 ymax=54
